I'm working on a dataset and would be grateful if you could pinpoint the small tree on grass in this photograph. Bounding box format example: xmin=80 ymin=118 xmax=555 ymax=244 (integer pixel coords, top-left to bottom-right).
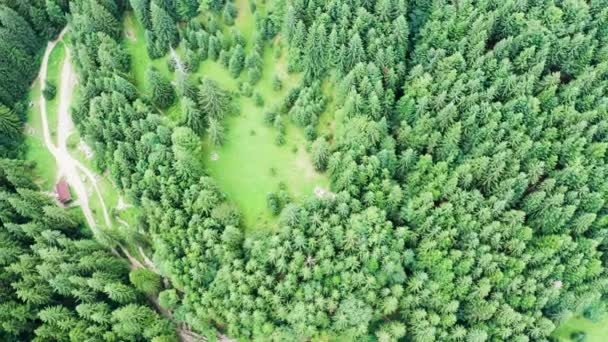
xmin=274 ymin=115 xmax=286 ymax=145
xmin=129 ymin=268 xmax=161 ymax=295
xmin=571 ymin=331 xmax=587 ymax=342
xmin=272 ymin=76 xmax=283 ymax=91
xmin=208 ymin=117 xmax=225 ymax=146
xmin=229 ymin=44 xmax=245 ymax=78
xmin=146 ymin=67 xmax=175 ymax=109
xmin=267 ymin=192 xmax=281 ymax=215
xmin=43 ymin=81 xmax=56 ymax=100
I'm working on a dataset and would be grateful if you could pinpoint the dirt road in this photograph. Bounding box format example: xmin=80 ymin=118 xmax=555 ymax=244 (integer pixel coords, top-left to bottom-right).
xmin=38 ymin=30 xmax=212 ymax=342
xmin=39 ymin=30 xmax=112 ymax=236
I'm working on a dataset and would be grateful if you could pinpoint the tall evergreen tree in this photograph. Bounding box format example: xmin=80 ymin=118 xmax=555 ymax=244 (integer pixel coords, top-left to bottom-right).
xmin=151 ymin=2 xmax=178 ymax=54
xmin=145 ymin=67 xmax=175 ymax=108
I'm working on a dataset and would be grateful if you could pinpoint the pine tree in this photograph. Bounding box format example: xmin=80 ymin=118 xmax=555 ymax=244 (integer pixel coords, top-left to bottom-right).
xmin=151 ymin=2 xmax=178 ymax=54
xmin=129 ymin=268 xmax=161 ymax=295
xmin=198 ymin=77 xmax=229 ymax=120
xmin=207 ymin=117 xmax=225 ymax=146
xmin=146 ymin=67 xmax=175 ymax=109
xmin=311 ymin=138 xmax=330 ymax=171
xmin=182 ymin=97 xmax=206 ymax=135
xmin=229 ymin=44 xmax=245 ymax=78
xmin=0 ymin=105 xmax=20 ymax=139
xmin=129 ymin=0 xmax=152 ymax=29
xmin=176 ymin=0 xmax=198 ymax=20
xmin=303 ymin=23 xmax=327 ymax=81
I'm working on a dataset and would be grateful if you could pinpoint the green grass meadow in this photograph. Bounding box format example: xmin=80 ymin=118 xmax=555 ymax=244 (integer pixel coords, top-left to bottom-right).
xmin=552 ymin=316 xmax=608 ymax=342
xmin=45 ymin=40 xmax=65 ymax=143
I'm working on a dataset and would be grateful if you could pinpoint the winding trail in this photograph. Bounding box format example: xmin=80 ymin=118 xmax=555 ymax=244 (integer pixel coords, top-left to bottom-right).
xmin=40 ymin=29 xmax=112 ymax=236
xmin=38 ymin=30 xmax=212 ymax=342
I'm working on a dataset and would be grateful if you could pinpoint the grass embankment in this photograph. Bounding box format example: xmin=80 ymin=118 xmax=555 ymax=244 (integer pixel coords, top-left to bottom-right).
xmin=25 ymin=80 xmax=57 ymax=190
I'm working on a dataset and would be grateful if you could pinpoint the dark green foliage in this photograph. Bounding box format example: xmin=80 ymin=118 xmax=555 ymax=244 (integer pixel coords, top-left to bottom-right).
xmin=253 ymin=92 xmax=264 ymax=107
xmin=0 ymin=105 xmax=21 ymax=139
xmin=146 ymin=67 xmax=175 ymax=109
xmin=151 ymin=2 xmax=178 ymax=54
xmin=311 ymin=137 xmax=329 ymax=171
xmin=42 ymin=81 xmax=56 ymax=100
xmin=222 ymin=2 xmax=237 ymax=26
xmin=246 ymin=49 xmax=263 ymax=84
xmin=182 ymin=97 xmax=206 ymax=135
xmin=571 ymin=331 xmax=587 ymax=342
xmin=98 ymin=32 xmax=130 ymax=72
xmin=207 ymin=117 xmax=224 ymax=146
xmin=0 ymin=158 xmax=176 ymax=341
xmin=266 ymin=192 xmax=281 ymax=215
xmin=130 ymin=0 xmax=152 ymax=29
xmin=0 ymin=2 xmax=63 ymax=109
xmin=176 ymin=0 xmax=198 ymax=20
xmin=272 ymin=76 xmax=282 ymax=91
xmin=288 ymin=82 xmax=325 ymax=128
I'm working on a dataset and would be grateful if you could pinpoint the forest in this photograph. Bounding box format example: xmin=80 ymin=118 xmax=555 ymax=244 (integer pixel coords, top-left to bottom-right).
xmin=2 ymin=0 xmax=608 ymax=341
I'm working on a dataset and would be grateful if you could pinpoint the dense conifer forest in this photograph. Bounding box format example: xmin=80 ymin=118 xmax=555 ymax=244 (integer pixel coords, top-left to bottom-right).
xmin=2 ymin=0 xmax=608 ymax=341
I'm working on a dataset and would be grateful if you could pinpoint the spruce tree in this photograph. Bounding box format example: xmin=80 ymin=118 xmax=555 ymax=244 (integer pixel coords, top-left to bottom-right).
xmin=151 ymin=2 xmax=178 ymax=54
xmin=146 ymin=67 xmax=175 ymax=109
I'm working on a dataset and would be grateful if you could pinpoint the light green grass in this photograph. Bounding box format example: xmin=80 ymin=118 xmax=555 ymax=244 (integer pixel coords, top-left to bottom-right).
xmin=553 ymin=316 xmax=608 ymax=341
xmin=201 ymin=102 xmax=329 ymax=230
xmin=123 ymin=13 xmax=172 ymax=89
xmin=199 ymin=42 xmax=327 ymax=230
xmin=24 ymin=81 xmax=57 ymax=190
xmin=45 ymin=41 xmax=66 ymax=143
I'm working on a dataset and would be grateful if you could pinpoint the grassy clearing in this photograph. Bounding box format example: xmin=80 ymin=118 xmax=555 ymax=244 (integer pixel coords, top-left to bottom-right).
xmin=200 ymin=42 xmax=327 ymax=230
xmin=188 ymin=3 xmax=329 ymax=230
xmin=120 ymin=7 xmax=330 ymax=230
xmin=202 ymin=98 xmax=329 ymax=230
xmin=553 ymin=316 xmax=608 ymax=341
xmin=234 ymin=0 xmax=256 ymax=51
xmin=24 ymin=81 xmax=57 ymax=190
xmin=45 ymin=41 xmax=66 ymax=143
